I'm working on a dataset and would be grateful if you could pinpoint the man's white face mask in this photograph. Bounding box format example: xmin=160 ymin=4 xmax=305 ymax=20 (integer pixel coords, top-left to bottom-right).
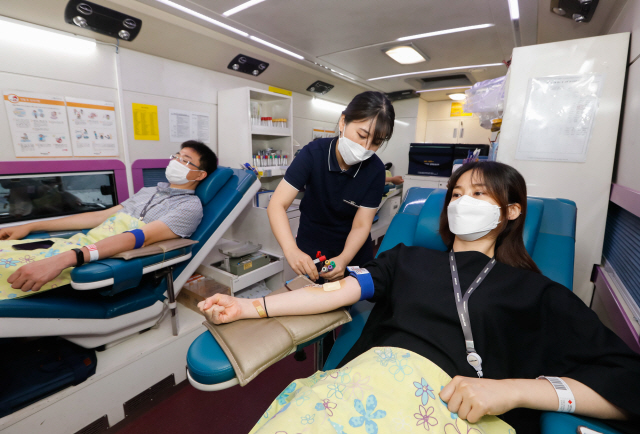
xmin=447 ymin=195 xmax=502 ymax=241
xmin=338 ymin=125 xmax=375 ymax=166
xmin=165 ymin=159 xmax=198 ymax=185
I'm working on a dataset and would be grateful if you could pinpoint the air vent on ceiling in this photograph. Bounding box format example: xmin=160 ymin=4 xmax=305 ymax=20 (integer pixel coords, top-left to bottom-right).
xmin=64 ymin=0 xmax=142 ymax=41
xmin=385 ymin=89 xmax=419 ymax=102
xmin=419 ymin=74 xmax=473 ymax=90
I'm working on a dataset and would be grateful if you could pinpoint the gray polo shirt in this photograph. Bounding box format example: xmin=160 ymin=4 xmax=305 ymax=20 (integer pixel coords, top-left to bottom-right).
xmin=119 ymin=182 xmax=203 ymax=237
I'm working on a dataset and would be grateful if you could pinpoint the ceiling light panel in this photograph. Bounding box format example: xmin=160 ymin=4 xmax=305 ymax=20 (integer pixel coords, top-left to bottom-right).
xmin=368 ymin=63 xmax=505 ymax=81
xmin=508 ymin=0 xmax=520 ymax=20
xmin=0 ymin=16 xmax=95 ymax=54
xmin=448 ymin=93 xmax=467 ymax=101
xmin=223 ymin=0 xmax=267 ymax=17
xmin=153 ymin=0 xmax=248 ymax=37
xmin=384 ymin=45 xmax=427 ymax=64
xmin=416 ymin=86 xmax=471 ymax=93
xmin=397 ymin=23 xmax=494 ymax=42
xmin=249 ymin=36 xmax=304 ymax=60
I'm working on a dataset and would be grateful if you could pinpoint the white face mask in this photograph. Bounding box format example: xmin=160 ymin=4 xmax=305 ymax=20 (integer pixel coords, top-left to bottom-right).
xmin=165 ymin=159 xmax=199 ymax=185
xmin=338 ymin=125 xmax=374 ymax=166
xmin=447 ymin=195 xmax=502 ymax=241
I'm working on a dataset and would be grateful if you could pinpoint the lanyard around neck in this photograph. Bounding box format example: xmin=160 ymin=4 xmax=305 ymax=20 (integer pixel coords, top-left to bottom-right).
xmin=449 ymin=251 xmax=496 ymax=378
xmin=138 ymin=190 xmax=191 ymax=221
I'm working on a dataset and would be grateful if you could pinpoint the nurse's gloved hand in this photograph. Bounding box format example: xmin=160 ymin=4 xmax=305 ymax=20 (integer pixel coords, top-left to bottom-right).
xmin=320 ymin=256 xmax=346 ymax=282
xmin=285 ymin=248 xmax=319 ymax=281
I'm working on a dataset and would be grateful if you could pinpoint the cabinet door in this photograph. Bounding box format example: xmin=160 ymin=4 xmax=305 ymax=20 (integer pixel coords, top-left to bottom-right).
xmin=458 ymin=118 xmax=491 ymax=144
xmin=425 ymin=120 xmax=460 ymax=144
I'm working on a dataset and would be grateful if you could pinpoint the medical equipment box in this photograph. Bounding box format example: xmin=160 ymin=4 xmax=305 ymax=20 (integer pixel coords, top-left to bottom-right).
xmin=408 ymin=143 xmax=489 ymax=177
xmin=228 ymin=252 xmax=272 ymax=276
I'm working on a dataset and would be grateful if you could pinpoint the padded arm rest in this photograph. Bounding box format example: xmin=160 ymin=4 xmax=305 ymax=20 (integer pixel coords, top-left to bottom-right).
xmin=112 ymin=238 xmax=197 ymax=260
xmin=202 ymin=276 xmax=352 ymax=386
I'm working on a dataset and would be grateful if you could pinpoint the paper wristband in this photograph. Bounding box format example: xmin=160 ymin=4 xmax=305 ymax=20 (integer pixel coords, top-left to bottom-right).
xmin=537 ymin=376 xmax=576 ymax=413
xmin=125 ymin=229 xmax=145 ymax=249
xmin=86 ymin=244 xmax=99 ymax=262
xmin=347 ymin=266 xmax=374 ymax=301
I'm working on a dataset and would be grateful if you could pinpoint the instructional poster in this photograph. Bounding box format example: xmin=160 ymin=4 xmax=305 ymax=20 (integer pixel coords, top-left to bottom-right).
xmin=66 ymin=97 xmax=118 ymax=156
xmin=312 ymin=128 xmax=336 ymax=140
xmin=450 ymin=102 xmax=472 ymax=117
xmin=169 ymin=109 xmax=210 ymax=143
xmin=516 ymin=74 xmax=604 ymax=163
xmin=3 ymin=90 xmax=72 ymax=157
xmin=132 ymin=103 xmax=160 ymax=141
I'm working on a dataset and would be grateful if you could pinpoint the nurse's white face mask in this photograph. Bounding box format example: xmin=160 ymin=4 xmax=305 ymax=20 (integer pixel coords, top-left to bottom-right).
xmin=338 ymin=124 xmax=375 ymax=166
xmin=447 ymin=195 xmax=502 ymax=241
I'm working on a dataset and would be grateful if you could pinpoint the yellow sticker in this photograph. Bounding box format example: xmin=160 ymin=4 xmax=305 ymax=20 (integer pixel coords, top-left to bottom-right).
xmin=132 ymin=103 xmax=160 ymax=140
xmin=268 ymin=86 xmax=292 ymax=96
xmin=450 ymin=102 xmax=472 ymax=117
xmin=243 ymin=261 xmax=253 ymax=270
xmin=323 ymin=281 xmax=342 ymax=292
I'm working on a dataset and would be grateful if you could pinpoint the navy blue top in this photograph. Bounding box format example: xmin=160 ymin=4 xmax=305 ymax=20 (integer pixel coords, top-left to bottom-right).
xmin=284 ymin=137 xmax=385 ymax=265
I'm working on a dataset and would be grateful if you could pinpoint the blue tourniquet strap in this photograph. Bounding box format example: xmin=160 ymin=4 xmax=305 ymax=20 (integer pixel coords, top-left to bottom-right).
xmin=347 ymin=266 xmax=374 ymax=301
xmin=125 ymin=229 xmax=145 ymax=249
xmin=95 ymin=258 xmax=144 ymax=296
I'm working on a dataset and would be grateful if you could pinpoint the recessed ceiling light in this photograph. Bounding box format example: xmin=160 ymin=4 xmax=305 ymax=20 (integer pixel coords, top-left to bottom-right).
xmin=508 ymin=0 xmax=520 ymax=20
xmin=312 ymin=97 xmax=346 ymax=112
xmin=416 ymin=86 xmax=471 ymax=93
xmin=223 ymin=0 xmax=267 ymax=17
xmin=153 ymin=0 xmax=248 ymax=37
xmin=448 ymin=93 xmax=467 ymax=101
xmin=0 ymin=15 xmax=95 ymax=54
xmin=384 ymin=45 xmax=427 ymax=65
xmin=249 ymin=36 xmax=304 ymax=60
xmin=368 ymin=63 xmax=504 ymax=81
xmin=397 ymin=24 xmax=494 ymax=42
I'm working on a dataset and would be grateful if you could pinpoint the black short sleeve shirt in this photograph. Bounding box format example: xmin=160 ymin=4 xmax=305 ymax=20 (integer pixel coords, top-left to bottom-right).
xmin=284 ymin=138 xmax=385 ymax=252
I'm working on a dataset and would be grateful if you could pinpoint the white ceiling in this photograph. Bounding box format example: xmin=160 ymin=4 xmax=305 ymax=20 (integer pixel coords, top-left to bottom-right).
xmin=0 ymin=0 xmax=627 ymax=102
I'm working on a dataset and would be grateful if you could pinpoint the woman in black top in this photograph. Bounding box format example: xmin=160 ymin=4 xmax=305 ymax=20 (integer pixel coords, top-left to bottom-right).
xmin=267 ymin=92 xmax=393 ymax=282
xmin=201 ymin=162 xmax=640 ymax=433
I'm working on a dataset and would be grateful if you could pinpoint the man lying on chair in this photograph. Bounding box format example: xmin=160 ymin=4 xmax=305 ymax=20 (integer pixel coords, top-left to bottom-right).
xmin=0 ymin=141 xmax=216 ymax=300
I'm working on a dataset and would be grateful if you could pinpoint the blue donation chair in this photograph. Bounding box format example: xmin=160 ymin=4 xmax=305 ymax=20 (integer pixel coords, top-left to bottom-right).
xmin=0 ymin=167 xmax=259 ymax=349
xmin=186 ymin=186 xmax=621 ymax=434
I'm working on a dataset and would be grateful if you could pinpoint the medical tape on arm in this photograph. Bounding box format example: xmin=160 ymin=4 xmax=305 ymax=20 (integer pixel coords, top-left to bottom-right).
xmin=124 ymin=229 xmax=145 ymax=249
xmin=347 ymin=266 xmax=374 ymax=301
xmin=86 ymin=244 xmax=99 ymax=262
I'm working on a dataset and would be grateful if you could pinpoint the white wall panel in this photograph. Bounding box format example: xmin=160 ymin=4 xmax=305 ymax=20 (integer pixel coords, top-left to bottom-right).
xmin=498 ymin=33 xmax=629 ymax=304
xmin=608 ymin=0 xmax=640 ymax=62
xmin=614 ymin=59 xmax=640 ymax=192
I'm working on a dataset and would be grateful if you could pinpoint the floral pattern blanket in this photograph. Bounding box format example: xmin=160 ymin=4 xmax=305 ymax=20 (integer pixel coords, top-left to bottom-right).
xmin=250 ymin=347 xmax=514 ymax=434
xmin=0 ymin=212 xmax=144 ymax=301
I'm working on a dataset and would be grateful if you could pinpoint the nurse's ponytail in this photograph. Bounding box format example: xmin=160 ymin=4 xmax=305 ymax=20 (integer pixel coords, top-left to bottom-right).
xmin=342 ymin=92 xmax=395 ymax=147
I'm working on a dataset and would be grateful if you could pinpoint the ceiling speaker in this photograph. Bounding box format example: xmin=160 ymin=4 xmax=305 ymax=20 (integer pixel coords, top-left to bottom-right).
xmin=228 ymin=54 xmax=269 ymax=76
xmin=306 ymin=80 xmax=334 ymax=95
xmin=550 ymin=0 xmax=599 ymax=23
xmin=64 ymin=0 xmax=142 ymax=41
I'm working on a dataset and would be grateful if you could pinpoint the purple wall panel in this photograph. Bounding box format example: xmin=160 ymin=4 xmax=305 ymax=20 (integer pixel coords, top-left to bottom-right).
xmin=0 ymin=160 xmax=129 ymax=202
xmin=131 ymin=159 xmax=168 ymax=193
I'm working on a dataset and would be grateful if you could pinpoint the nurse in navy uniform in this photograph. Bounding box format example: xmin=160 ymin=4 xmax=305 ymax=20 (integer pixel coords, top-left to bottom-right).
xmin=267 ymin=91 xmax=395 ymax=282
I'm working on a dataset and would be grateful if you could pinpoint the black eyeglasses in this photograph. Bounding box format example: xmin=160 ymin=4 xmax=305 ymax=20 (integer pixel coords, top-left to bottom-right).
xmin=170 ymin=154 xmax=202 ymax=170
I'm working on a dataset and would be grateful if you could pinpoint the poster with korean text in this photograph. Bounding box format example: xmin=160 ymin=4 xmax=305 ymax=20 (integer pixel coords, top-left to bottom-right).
xmin=66 ymin=97 xmax=119 ymax=156
xmin=3 ymin=90 xmax=72 ymax=157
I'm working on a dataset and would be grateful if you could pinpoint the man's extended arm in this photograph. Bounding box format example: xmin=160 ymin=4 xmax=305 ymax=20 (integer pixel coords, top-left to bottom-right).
xmin=8 ymin=220 xmax=179 ymax=292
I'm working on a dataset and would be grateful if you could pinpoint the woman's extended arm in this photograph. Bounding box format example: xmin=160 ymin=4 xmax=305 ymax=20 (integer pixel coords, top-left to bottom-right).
xmin=439 ymin=376 xmax=628 ymax=424
xmin=321 ymin=206 xmax=377 ymax=281
xmin=198 ymin=276 xmax=362 ymax=324
xmin=267 ymin=181 xmax=319 ymax=280
xmin=0 ymin=205 xmax=123 ymax=240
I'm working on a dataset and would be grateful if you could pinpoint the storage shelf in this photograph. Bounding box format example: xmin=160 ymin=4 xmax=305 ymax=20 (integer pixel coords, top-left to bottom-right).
xmin=251 ymin=126 xmax=291 ymax=136
xmin=257 ymin=165 xmax=289 ymax=177
xmin=198 ymin=239 xmax=284 ymax=294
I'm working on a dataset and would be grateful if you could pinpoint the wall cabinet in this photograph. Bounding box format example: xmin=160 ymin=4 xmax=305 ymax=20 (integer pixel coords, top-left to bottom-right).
xmin=425 ymin=118 xmax=490 ymax=144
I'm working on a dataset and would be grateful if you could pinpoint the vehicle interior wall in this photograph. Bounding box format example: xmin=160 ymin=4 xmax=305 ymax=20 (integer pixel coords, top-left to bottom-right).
xmin=607 ymin=0 xmax=640 ymax=193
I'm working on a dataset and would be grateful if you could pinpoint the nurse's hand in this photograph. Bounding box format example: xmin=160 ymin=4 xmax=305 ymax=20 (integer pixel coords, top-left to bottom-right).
xmin=320 ymin=256 xmax=346 ymax=282
xmin=439 ymin=376 xmax=519 ymax=423
xmin=198 ymin=293 xmax=243 ymax=324
xmin=285 ymin=248 xmax=319 ymax=281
